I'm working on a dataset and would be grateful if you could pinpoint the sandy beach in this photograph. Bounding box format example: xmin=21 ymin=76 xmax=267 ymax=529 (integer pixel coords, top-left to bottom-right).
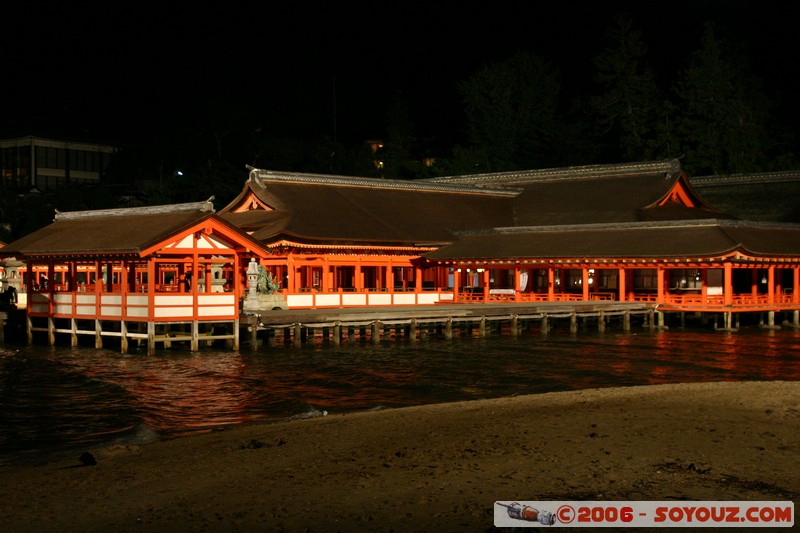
xmin=0 ymin=380 xmax=797 ymax=532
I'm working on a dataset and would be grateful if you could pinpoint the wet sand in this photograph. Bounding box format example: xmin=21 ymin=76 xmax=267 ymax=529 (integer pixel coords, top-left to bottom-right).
xmin=0 ymin=381 xmax=797 ymax=532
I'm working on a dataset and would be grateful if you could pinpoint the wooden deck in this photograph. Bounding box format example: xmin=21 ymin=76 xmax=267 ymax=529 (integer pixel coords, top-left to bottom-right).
xmin=244 ymin=301 xmax=659 ymax=346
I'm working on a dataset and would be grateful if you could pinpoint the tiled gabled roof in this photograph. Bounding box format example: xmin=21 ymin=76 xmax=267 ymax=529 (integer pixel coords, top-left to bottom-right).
xmin=1 ymin=201 xmax=219 ymax=257
xmin=427 ymin=159 xmax=724 ymax=225
xmin=219 ymin=168 xmax=517 ymax=246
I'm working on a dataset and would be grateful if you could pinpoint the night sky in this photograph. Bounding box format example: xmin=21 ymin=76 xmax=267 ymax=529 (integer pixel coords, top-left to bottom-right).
xmin=4 ymin=1 xmax=799 ymax=158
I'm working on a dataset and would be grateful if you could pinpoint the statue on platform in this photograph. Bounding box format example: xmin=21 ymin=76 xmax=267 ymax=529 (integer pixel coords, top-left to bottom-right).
xmin=244 ymin=259 xmax=287 ymax=312
xmin=257 ymin=265 xmax=280 ymax=294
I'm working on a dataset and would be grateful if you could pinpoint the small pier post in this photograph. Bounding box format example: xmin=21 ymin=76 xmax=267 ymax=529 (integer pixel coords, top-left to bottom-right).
xmin=409 ymin=318 xmax=417 ymax=342
xmin=250 ymin=322 xmax=258 ymax=347
xmin=623 ymin=311 xmax=631 ymax=332
xmin=48 ymin=317 xmax=55 ymax=346
xmin=95 ymin=320 xmax=103 ymax=349
xmin=569 ymin=313 xmax=577 ymax=334
xmin=541 ymin=314 xmax=549 ymax=335
xmin=372 ymin=321 xmax=381 ymax=344
xmin=479 ymin=317 xmax=486 ymax=337
xmin=657 ymin=311 xmax=668 ymax=330
xmin=510 ymin=315 xmax=518 ymax=336
xmin=294 ymin=323 xmax=302 ymax=347
xmin=120 ymin=321 xmax=128 ymax=353
xmin=598 ymin=311 xmax=606 ymax=333
xmin=191 ymin=321 xmax=199 ymax=351
xmin=333 ymin=322 xmax=341 ymax=345
xmin=147 ymin=322 xmax=156 ymax=356
xmin=445 ymin=318 xmax=453 ymax=340
xmin=70 ymin=319 xmax=78 ymax=347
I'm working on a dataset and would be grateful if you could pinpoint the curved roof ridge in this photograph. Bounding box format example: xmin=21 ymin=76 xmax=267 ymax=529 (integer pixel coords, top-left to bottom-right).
xmin=426 ymin=159 xmax=681 ymax=185
xmin=55 ymin=198 xmax=215 ymax=221
xmin=246 ymin=167 xmax=520 ymax=196
xmin=690 ymin=169 xmax=800 ymax=187
xmin=453 ymin=218 xmax=800 ymax=235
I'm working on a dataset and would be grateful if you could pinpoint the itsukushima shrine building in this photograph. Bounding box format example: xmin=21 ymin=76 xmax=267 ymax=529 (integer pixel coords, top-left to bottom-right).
xmin=3 ymin=158 xmax=800 ymax=353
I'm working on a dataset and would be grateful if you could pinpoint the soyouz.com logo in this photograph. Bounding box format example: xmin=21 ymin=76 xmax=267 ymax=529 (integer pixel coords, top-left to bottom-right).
xmin=494 ymin=501 xmax=794 ymax=527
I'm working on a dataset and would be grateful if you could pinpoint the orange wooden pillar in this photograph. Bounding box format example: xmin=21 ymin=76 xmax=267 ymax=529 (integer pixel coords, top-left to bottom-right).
xmin=768 ymin=266 xmax=775 ymax=305
xmin=452 ymin=267 xmax=460 ymax=302
xmin=285 ymin=256 xmax=296 ymax=292
xmin=582 ymin=268 xmax=590 ymax=300
xmin=794 ymin=267 xmax=800 ymax=305
xmin=617 ymin=267 xmax=626 ymax=302
xmin=724 ymin=263 xmax=733 ymax=306
xmin=548 ymin=268 xmax=555 ymax=301
xmin=514 ymin=267 xmax=521 ymax=302
xmin=386 ymin=265 xmax=394 ymax=293
xmin=355 ymin=260 xmax=363 ymax=291
xmin=657 ymin=266 xmax=665 ymax=303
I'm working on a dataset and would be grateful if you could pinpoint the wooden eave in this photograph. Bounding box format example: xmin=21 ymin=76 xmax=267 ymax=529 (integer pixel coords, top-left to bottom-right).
xmin=422 ymin=220 xmax=800 ymax=264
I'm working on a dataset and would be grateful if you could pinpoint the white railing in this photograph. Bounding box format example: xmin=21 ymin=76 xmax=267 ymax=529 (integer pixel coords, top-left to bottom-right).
xmin=28 ymin=292 xmax=237 ymax=320
xmin=285 ymin=290 xmax=453 ymax=308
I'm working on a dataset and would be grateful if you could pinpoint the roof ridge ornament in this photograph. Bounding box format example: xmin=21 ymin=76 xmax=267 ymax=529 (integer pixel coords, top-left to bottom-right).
xmin=55 ymin=197 xmax=215 ymax=221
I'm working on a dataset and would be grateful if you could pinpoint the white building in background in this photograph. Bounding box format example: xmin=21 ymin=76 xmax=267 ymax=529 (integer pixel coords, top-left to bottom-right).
xmin=0 ymin=136 xmax=117 ymax=192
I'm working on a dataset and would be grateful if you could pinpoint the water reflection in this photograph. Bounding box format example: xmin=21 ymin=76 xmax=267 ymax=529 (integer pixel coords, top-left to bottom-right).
xmin=1 ymin=327 xmax=799 ymax=466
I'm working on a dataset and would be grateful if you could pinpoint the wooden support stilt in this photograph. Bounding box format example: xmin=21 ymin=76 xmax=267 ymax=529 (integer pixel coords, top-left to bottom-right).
xmin=249 ymin=322 xmax=258 ymax=347
xmin=479 ymin=317 xmax=486 ymax=337
xmin=541 ymin=315 xmax=549 ymax=335
xmin=598 ymin=311 xmax=606 ymax=333
xmin=510 ymin=315 xmax=518 ymax=336
xmin=409 ymin=318 xmax=417 ymax=341
xmin=121 ymin=321 xmax=128 ymax=353
xmin=569 ymin=313 xmax=577 ymax=334
xmin=294 ymin=323 xmax=302 ymax=347
xmin=48 ymin=317 xmax=55 ymax=346
xmin=71 ymin=319 xmax=78 ymax=347
xmin=372 ymin=321 xmax=381 ymax=344
xmin=95 ymin=319 xmax=103 ymax=349
xmin=230 ymin=319 xmax=239 ymax=350
xmin=445 ymin=318 xmax=453 ymax=340
xmin=333 ymin=322 xmax=341 ymax=345
xmin=191 ymin=321 xmax=199 ymax=351
xmin=623 ymin=311 xmax=631 ymax=332
xmin=147 ymin=322 xmax=156 ymax=356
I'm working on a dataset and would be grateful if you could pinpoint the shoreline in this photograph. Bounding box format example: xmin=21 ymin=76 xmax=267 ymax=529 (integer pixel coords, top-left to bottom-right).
xmin=1 ymin=380 xmax=798 ymax=531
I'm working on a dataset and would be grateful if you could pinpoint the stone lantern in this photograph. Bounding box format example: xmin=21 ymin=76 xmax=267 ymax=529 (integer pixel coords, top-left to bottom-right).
xmin=246 ymin=258 xmax=259 ymax=301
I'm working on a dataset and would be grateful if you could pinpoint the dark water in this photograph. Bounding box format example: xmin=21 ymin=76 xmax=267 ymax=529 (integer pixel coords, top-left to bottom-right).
xmin=2 ymin=327 xmax=799 ymax=467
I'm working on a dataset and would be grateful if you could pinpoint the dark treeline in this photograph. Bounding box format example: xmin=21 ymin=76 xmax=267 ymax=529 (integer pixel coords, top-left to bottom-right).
xmin=2 ymin=14 xmax=798 ymax=241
